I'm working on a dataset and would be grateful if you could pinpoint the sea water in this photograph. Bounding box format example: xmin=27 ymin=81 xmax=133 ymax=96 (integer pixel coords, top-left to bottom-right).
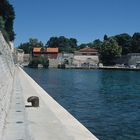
xmin=24 ymin=68 xmax=140 ymax=140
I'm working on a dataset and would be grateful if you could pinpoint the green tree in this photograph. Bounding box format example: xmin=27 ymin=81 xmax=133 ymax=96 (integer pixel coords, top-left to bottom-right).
xmin=18 ymin=38 xmax=44 ymax=54
xmin=78 ymin=43 xmax=87 ymax=49
xmin=18 ymin=42 xmax=30 ymax=54
xmin=46 ymin=37 xmax=59 ymax=48
xmin=69 ymin=38 xmax=77 ymax=48
xmin=92 ymin=39 xmax=102 ymax=50
xmin=87 ymin=42 xmax=94 ymax=48
xmin=100 ymin=38 xmax=122 ymax=65
xmin=78 ymin=39 xmax=102 ymax=50
xmin=114 ymin=33 xmax=132 ymax=54
xmin=78 ymin=42 xmax=95 ymax=49
xmin=132 ymin=32 xmax=140 ymax=53
xmin=0 ymin=0 xmax=15 ymax=41
xmin=46 ymin=36 xmax=78 ymax=53
xmin=29 ymin=38 xmax=44 ymax=48
xmin=104 ymin=34 xmax=108 ymax=41
xmin=0 ymin=16 xmax=5 ymax=30
xmin=0 ymin=16 xmax=9 ymax=42
xmin=28 ymin=56 xmax=49 ymax=68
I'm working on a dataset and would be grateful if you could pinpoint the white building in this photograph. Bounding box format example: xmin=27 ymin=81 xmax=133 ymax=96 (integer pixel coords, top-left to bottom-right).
xmin=73 ymin=47 xmax=99 ymax=68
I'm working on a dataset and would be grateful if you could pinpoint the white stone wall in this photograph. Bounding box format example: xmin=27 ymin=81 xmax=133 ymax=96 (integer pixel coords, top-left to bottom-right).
xmin=128 ymin=53 xmax=140 ymax=65
xmin=17 ymin=50 xmax=24 ymax=64
xmin=0 ymin=32 xmax=14 ymax=139
xmin=73 ymin=55 xmax=99 ymax=67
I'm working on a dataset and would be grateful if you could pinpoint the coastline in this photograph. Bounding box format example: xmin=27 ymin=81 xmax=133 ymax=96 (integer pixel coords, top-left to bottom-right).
xmin=98 ymin=66 xmax=140 ymax=71
xmin=24 ymin=65 xmax=140 ymax=71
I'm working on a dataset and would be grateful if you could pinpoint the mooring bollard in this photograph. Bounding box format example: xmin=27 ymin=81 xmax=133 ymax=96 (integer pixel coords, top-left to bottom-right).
xmin=27 ymin=96 xmax=39 ymax=107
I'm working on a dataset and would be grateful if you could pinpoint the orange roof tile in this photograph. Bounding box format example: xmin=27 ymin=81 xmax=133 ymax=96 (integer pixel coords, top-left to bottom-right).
xmin=46 ymin=48 xmax=59 ymax=53
xmin=33 ymin=48 xmax=41 ymax=52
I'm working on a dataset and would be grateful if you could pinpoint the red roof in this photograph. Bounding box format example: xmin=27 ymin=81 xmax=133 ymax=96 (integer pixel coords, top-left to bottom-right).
xmin=45 ymin=48 xmax=59 ymax=53
xmin=79 ymin=47 xmax=98 ymax=52
xmin=33 ymin=48 xmax=41 ymax=53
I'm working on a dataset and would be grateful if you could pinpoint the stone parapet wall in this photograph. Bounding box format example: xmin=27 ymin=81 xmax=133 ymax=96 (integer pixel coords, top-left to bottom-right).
xmin=0 ymin=32 xmax=15 ymax=139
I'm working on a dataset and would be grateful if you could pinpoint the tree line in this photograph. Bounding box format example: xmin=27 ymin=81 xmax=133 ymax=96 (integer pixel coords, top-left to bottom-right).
xmin=18 ymin=32 xmax=140 ymax=65
xmin=18 ymin=33 xmax=140 ymax=54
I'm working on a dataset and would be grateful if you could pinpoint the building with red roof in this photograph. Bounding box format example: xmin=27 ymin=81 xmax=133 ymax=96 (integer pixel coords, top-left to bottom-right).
xmin=32 ymin=47 xmax=59 ymax=59
xmin=75 ymin=47 xmax=98 ymax=56
xmin=73 ymin=47 xmax=99 ymax=68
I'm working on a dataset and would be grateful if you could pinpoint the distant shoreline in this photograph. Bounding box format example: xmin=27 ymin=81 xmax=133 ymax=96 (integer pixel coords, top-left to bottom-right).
xmin=23 ymin=65 xmax=140 ymax=71
xmin=98 ymin=66 xmax=140 ymax=71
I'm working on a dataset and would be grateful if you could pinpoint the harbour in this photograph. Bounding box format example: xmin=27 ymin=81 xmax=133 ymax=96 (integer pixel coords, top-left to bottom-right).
xmin=24 ymin=68 xmax=140 ymax=140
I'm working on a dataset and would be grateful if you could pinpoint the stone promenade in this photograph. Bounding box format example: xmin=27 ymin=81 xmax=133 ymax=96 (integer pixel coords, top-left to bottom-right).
xmin=2 ymin=67 xmax=98 ymax=140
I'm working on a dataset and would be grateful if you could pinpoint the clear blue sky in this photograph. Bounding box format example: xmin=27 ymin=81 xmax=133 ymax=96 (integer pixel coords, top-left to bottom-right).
xmin=10 ymin=0 xmax=140 ymax=47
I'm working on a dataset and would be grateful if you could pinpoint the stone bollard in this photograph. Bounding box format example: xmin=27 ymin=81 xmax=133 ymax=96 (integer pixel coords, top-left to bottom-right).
xmin=27 ymin=96 xmax=39 ymax=107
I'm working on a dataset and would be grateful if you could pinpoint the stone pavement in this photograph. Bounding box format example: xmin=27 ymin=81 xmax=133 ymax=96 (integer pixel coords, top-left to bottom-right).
xmin=2 ymin=68 xmax=31 ymax=140
xmin=2 ymin=67 xmax=98 ymax=140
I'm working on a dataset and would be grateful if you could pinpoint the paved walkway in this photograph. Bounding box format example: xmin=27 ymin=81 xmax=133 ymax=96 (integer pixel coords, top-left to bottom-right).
xmin=2 ymin=67 xmax=98 ymax=140
xmin=2 ymin=68 xmax=30 ymax=140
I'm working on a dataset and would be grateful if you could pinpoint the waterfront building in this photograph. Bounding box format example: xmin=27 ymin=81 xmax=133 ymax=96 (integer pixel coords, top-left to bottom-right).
xmin=32 ymin=47 xmax=59 ymax=59
xmin=32 ymin=47 xmax=59 ymax=68
xmin=73 ymin=47 xmax=99 ymax=68
xmin=45 ymin=48 xmax=59 ymax=59
xmin=45 ymin=48 xmax=59 ymax=68
xmin=33 ymin=48 xmax=43 ymax=57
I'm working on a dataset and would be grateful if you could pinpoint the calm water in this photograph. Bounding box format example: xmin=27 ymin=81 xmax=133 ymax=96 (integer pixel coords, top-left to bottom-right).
xmin=24 ymin=68 xmax=140 ymax=140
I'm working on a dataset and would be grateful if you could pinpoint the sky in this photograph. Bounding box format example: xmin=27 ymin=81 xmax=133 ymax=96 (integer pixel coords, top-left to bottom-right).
xmin=9 ymin=0 xmax=140 ymax=47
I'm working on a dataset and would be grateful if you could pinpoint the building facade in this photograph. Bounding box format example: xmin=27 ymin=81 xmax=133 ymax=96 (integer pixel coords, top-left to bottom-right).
xmin=32 ymin=47 xmax=59 ymax=68
xmin=73 ymin=47 xmax=99 ymax=68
